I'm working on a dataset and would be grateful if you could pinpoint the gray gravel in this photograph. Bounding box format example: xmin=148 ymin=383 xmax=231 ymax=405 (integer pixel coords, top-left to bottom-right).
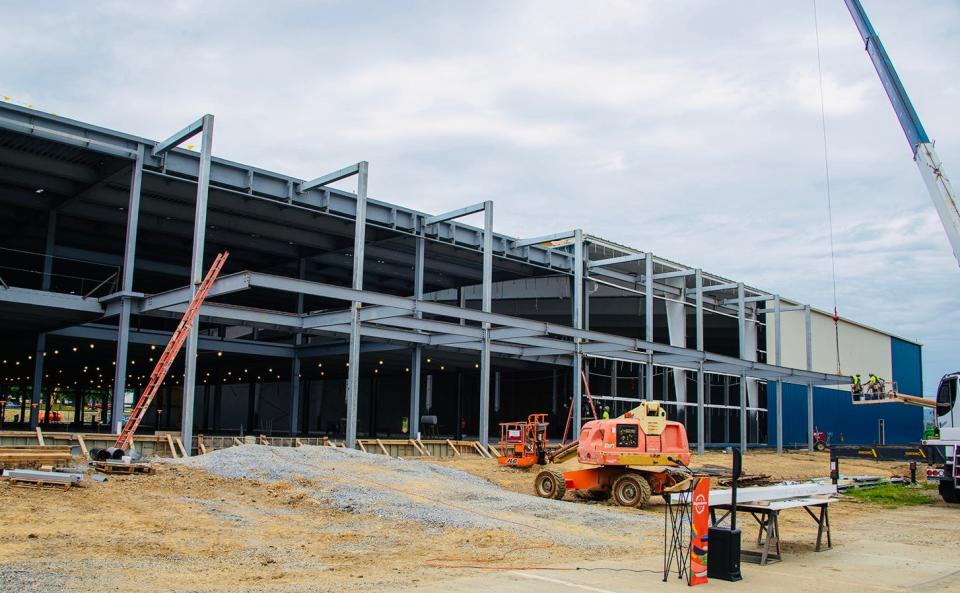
xmin=173 ymin=445 xmax=657 ymax=543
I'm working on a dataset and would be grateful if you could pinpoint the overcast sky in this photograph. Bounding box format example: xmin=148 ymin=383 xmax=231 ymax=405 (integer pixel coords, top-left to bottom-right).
xmin=2 ymin=0 xmax=958 ymax=396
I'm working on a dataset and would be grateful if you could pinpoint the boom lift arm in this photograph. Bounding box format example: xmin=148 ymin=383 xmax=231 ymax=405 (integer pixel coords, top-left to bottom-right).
xmin=844 ymin=0 xmax=960 ymax=267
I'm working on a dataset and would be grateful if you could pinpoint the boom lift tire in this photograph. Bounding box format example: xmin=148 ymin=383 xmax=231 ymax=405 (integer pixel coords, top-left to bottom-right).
xmin=815 ymin=441 xmax=827 ymax=452
xmin=612 ymin=473 xmax=652 ymax=508
xmin=535 ymin=469 xmax=566 ymax=500
xmin=575 ymin=489 xmax=612 ymax=501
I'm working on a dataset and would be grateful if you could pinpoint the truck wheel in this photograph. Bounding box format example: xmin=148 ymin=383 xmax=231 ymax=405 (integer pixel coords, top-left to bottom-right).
xmin=534 ymin=469 xmax=566 ymax=500
xmin=612 ymin=473 xmax=652 ymax=508
xmin=939 ymin=480 xmax=959 ymax=504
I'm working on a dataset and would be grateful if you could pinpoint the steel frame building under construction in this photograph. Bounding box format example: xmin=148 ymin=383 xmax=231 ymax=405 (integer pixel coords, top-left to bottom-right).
xmin=0 ymin=103 xmax=923 ymax=455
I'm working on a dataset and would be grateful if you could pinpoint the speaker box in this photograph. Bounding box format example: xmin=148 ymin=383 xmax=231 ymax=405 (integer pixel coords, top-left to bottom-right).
xmin=707 ymin=526 xmax=742 ymax=582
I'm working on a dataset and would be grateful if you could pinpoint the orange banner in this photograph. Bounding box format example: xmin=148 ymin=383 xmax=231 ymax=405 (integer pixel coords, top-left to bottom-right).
xmin=690 ymin=477 xmax=710 ymax=585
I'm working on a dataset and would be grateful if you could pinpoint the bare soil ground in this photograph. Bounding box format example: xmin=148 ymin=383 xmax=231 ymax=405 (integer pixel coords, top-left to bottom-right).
xmin=0 ymin=449 xmax=946 ymax=593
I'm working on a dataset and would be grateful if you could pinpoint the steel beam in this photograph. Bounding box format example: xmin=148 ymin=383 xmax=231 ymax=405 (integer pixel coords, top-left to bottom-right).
xmin=137 ymin=271 xmax=252 ymax=314
xmin=699 ymin=282 xmax=739 ymax=293
xmin=152 ymin=116 xmax=206 ymax=157
xmin=424 ymin=202 xmax=487 ymax=226
xmin=181 ymin=114 xmax=214 ymax=455
xmin=298 ymin=163 xmax=361 ymax=194
xmin=652 ymin=269 xmax=695 ymax=281
xmin=586 ymin=252 xmax=646 ymax=269
xmin=303 ymin=306 xmax=409 ymax=329
xmin=512 ymin=230 xmax=576 ymax=249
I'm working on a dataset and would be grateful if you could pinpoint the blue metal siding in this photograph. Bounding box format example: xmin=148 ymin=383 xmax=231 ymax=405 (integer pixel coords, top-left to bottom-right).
xmin=891 ymin=337 xmax=923 ymax=397
xmin=768 ymin=383 xmax=924 ymax=446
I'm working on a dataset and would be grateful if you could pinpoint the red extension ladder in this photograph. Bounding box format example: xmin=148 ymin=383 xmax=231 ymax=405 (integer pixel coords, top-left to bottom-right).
xmin=114 ymin=252 xmax=229 ymax=450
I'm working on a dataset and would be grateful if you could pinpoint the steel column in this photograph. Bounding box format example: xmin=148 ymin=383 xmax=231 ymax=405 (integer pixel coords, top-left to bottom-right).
xmin=409 ymin=234 xmax=425 ymax=439
xmin=181 ymin=115 xmax=214 ymax=455
xmin=740 ymin=371 xmax=748 ymax=453
xmin=774 ymin=295 xmax=783 ymax=453
xmin=289 ymin=258 xmax=306 ymax=435
xmin=644 ymin=253 xmax=654 ymax=400
xmin=29 ymin=334 xmax=44 ymax=428
xmin=695 ymin=269 xmax=705 ymax=455
xmin=112 ymin=144 xmax=144 ymax=434
xmin=345 ymin=162 xmax=369 ymax=448
xmin=805 ymin=304 xmax=814 ymax=452
xmin=572 ymin=229 xmax=584 ymax=433
xmin=478 ymin=201 xmax=493 ymax=446
xmin=737 ymin=283 xmax=747 ymax=453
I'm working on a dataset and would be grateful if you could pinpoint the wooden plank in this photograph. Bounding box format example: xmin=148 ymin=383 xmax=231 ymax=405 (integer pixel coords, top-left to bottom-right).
xmin=198 ymin=441 xmax=207 ymax=455
xmin=445 ymin=439 xmax=461 ymax=456
xmin=472 ymin=441 xmax=491 ymax=458
xmin=74 ymin=435 xmax=88 ymax=457
xmin=294 ymin=438 xmax=303 ymax=447
xmin=175 ymin=437 xmax=189 ymax=458
xmin=35 ymin=427 xmax=44 ymax=446
xmin=356 ymin=440 xmax=368 ymax=453
xmin=418 ymin=439 xmax=432 ymax=456
xmin=233 ymin=437 xmax=243 ymax=446
xmin=407 ymin=439 xmax=422 ymax=456
xmin=488 ymin=444 xmax=500 ymax=458
xmin=166 ymin=434 xmax=179 ymax=458
xmin=375 ymin=439 xmax=390 ymax=457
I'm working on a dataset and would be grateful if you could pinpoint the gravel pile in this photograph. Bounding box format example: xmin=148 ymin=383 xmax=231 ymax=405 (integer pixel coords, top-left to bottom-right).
xmin=174 ymin=445 xmax=656 ymax=542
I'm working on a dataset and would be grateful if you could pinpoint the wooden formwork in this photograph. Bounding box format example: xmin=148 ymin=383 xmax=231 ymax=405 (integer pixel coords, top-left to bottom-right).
xmin=354 ymin=439 xmax=487 ymax=459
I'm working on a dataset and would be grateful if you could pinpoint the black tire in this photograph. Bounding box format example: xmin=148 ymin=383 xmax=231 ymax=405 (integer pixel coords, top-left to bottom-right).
xmin=575 ymin=489 xmax=611 ymax=501
xmin=534 ymin=469 xmax=566 ymax=500
xmin=612 ymin=473 xmax=652 ymax=508
xmin=939 ymin=480 xmax=960 ymax=504
xmin=815 ymin=441 xmax=827 ymax=452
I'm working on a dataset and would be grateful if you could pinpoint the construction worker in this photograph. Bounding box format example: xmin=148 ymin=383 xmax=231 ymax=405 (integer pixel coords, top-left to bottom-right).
xmin=602 ymin=406 xmax=610 ymax=420
xmin=868 ymin=373 xmax=880 ymax=400
xmin=852 ymin=374 xmax=862 ymax=401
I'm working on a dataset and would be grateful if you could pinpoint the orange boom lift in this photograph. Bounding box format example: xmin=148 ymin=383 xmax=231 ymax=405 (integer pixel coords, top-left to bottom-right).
xmin=496 ymin=413 xmax=549 ymax=468
xmin=535 ymin=401 xmax=691 ymax=508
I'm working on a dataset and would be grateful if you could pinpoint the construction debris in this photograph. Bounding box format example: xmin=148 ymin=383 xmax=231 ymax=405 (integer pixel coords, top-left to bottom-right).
xmin=90 ymin=461 xmax=156 ymax=475
xmin=6 ymin=469 xmax=84 ymax=490
xmin=0 ymin=446 xmax=74 ymax=470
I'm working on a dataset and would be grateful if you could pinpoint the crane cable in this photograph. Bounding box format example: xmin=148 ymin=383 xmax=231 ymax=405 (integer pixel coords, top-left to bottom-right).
xmin=813 ymin=0 xmax=842 ymax=375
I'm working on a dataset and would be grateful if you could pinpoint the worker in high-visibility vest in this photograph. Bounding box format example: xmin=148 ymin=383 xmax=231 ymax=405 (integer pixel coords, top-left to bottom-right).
xmin=602 ymin=406 xmax=610 ymax=420
xmin=868 ymin=373 xmax=880 ymax=400
xmin=852 ymin=374 xmax=862 ymax=400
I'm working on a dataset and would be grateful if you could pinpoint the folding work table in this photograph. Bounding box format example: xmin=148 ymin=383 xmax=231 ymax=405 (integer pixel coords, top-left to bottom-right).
xmin=710 ymin=496 xmax=836 ymax=565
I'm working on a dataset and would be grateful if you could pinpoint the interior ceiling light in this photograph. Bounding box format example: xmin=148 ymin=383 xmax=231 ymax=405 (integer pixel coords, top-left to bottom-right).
xmin=35 ymin=188 xmax=44 ymax=194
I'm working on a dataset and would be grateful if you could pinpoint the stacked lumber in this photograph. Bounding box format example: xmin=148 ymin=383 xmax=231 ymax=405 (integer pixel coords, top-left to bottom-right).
xmin=0 ymin=445 xmax=74 ymax=470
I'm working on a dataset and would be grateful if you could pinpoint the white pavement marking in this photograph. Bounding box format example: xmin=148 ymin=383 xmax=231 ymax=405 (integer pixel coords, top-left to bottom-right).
xmin=510 ymin=571 xmax=633 ymax=593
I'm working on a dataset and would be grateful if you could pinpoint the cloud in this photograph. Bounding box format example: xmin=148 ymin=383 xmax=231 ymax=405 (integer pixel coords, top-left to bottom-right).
xmin=1 ymin=0 xmax=957 ymax=395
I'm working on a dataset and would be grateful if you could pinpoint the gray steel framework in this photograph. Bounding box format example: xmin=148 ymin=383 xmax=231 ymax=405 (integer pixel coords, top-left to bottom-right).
xmin=0 ymin=103 xmax=852 ymax=454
